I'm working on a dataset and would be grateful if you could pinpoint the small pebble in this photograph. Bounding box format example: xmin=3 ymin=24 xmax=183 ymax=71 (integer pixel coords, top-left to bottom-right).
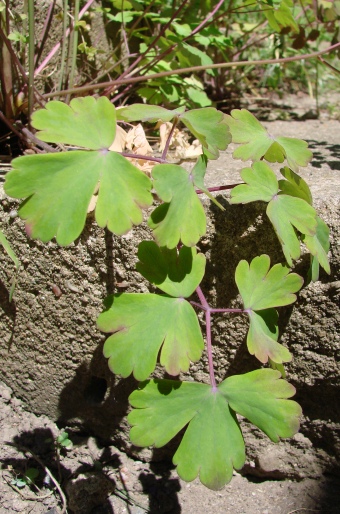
xmin=0 ymin=388 xmax=12 ymax=403
xmin=65 ymin=281 xmax=80 ymax=293
xmin=51 ymin=284 xmax=62 ymax=297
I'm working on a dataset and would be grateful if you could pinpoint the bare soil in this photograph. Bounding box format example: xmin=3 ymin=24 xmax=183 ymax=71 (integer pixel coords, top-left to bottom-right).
xmin=1 ymin=381 xmax=340 ymax=514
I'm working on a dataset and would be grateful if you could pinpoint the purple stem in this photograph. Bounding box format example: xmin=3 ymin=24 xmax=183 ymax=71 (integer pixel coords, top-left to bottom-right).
xmin=132 ymin=0 xmax=226 ymax=80
xmin=161 ymin=117 xmax=179 ymax=161
xmin=34 ymin=0 xmax=96 ymax=77
xmin=210 ymin=308 xmax=245 ymax=313
xmin=190 ymin=0 xmax=226 ymax=38
xmin=190 ymin=301 xmax=244 ymax=314
xmin=196 ymin=184 xmax=241 ymax=194
xmin=116 ymin=0 xmax=191 ymax=82
xmin=120 ymin=152 xmax=167 ymax=164
xmin=206 ymin=310 xmax=217 ymax=392
xmin=194 ymin=285 xmax=245 ymax=391
xmin=34 ymin=0 xmax=56 ymax=67
xmin=41 ymin=42 xmax=340 ymax=98
xmin=110 ymin=84 xmax=134 ymax=104
xmin=196 ymin=286 xmax=216 ymax=390
xmin=195 ymin=285 xmax=209 ymax=309
xmin=118 ymin=151 xmax=242 ymax=193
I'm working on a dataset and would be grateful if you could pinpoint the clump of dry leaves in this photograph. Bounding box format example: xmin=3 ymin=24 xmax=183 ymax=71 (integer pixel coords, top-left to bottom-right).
xmin=88 ymin=120 xmax=202 ymax=213
xmin=110 ymin=121 xmax=202 ymax=175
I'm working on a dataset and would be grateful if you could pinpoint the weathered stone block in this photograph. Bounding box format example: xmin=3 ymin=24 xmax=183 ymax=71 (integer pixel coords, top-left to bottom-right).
xmin=1 ymin=120 xmax=339 ymax=478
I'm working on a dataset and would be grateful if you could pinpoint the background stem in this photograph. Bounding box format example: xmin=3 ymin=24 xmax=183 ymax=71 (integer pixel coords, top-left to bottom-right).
xmin=42 ymin=42 xmax=340 ymax=99
xmin=66 ymin=0 xmax=80 ymax=103
xmin=196 ymin=286 xmax=217 ymax=390
xmin=27 ymin=0 xmax=35 ymax=125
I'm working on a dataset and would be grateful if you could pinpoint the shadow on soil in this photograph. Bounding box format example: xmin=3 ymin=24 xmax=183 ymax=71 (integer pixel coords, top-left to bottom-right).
xmin=2 ymin=425 xmax=340 ymax=513
xmin=307 ymin=140 xmax=340 ymax=171
xmin=1 ymin=426 xmax=183 ymax=514
xmin=1 ymin=427 xmax=118 ymax=513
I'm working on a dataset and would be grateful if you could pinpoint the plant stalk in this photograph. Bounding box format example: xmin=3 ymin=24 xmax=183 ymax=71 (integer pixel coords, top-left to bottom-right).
xmin=0 ymin=7 xmax=14 ymax=118
xmin=58 ymin=0 xmax=69 ymax=94
xmin=114 ymin=0 xmax=191 ymax=83
xmin=161 ymin=117 xmax=179 ymax=160
xmin=66 ymin=0 xmax=80 ymax=103
xmin=34 ymin=0 xmax=96 ymax=77
xmin=42 ymin=42 xmax=340 ymax=99
xmin=34 ymin=0 xmax=56 ymax=67
xmin=196 ymin=286 xmax=217 ymax=391
xmin=28 ymin=0 xmax=35 ymax=123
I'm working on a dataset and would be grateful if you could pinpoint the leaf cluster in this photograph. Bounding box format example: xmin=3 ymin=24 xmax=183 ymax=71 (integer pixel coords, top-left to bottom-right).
xmin=226 ymin=109 xmax=330 ymax=277
xmin=4 ymin=97 xmax=330 ymax=490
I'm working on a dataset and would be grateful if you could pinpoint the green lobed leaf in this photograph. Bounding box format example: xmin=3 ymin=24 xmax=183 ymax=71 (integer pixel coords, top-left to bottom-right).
xmin=273 ymin=139 xmax=312 ymax=171
xmin=180 ymin=108 xmax=231 ymax=159
xmin=279 ymin=168 xmax=330 ymax=277
xmin=136 ymin=241 xmax=206 ymax=297
xmin=220 ymin=369 xmax=302 ymax=442
xmin=32 ymin=97 xmax=117 ymax=149
xmin=186 ymin=85 xmax=212 ymax=108
xmin=116 ymin=104 xmax=186 ymax=122
xmin=225 ymin=109 xmax=312 ymax=170
xmin=278 ymin=166 xmax=313 ymax=205
xmin=5 ymin=152 xmax=153 ymax=245
xmin=97 ymin=294 xmax=204 ymax=380
xmin=235 ymin=255 xmax=302 ymax=364
xmin=267 ymin=194 xmax=317 ymax=266
xmin=263 ymin=0 xmax=299 ymax=32
xmin=225 ymin=109 xmax=272 ymax=161
xmin=94 ymin=152 xmax=153 ymax=235
xmin=303 ymin=215 xmax=331 ymax=278
xmin=178 ymin=42 xmax=215 ymax=76
xmin=230 ymin=161 xmax=279 ymax=204
xmin=172 ymin=391 xmax=244 ymax=490
xmin=128 ymin=370 xmax=301 ymax=489
xmin=129 ymin=379 xmax=245 ymax=490
xmin=247 ymin=310 xmax=292 ymax=364
xmin=148 ymin=164 xmax=206 ymax=248
xmin=235 ymin=254 xmax=303 ymax=311
xmin=231 ymin=162 xmax=319 ymax=265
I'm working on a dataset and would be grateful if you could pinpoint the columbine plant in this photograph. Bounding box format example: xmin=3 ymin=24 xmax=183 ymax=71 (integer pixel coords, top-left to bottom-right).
xmin=4 ymin=96 xmax=330 ymax=490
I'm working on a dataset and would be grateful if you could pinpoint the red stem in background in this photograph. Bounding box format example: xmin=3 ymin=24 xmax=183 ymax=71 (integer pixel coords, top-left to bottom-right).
xmin=161 ymin=117 xmax=179 ymax=161
xmin=34 ymin=0 xmax=96 ymax=77
xmin=34 ymin=0 xmax=56 ymax=67
xmin=41 ymin=42 xmax=340 ymax=99
xmin=110 ymin=84 xmax=134 ymax=104
xmin=134 ymin=0 xmax=227 ymax=79
xmin=190 ymin=0 xmax=225 ymax=38
xmin=115 ymin=0 xmax=191 ymax=83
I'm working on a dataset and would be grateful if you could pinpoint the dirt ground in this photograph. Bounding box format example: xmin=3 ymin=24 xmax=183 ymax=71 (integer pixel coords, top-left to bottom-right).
xmin=1 ymin=380 xmax=340 ymax=514
xmin=1 ymin=93 xmax=340 ymax=513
